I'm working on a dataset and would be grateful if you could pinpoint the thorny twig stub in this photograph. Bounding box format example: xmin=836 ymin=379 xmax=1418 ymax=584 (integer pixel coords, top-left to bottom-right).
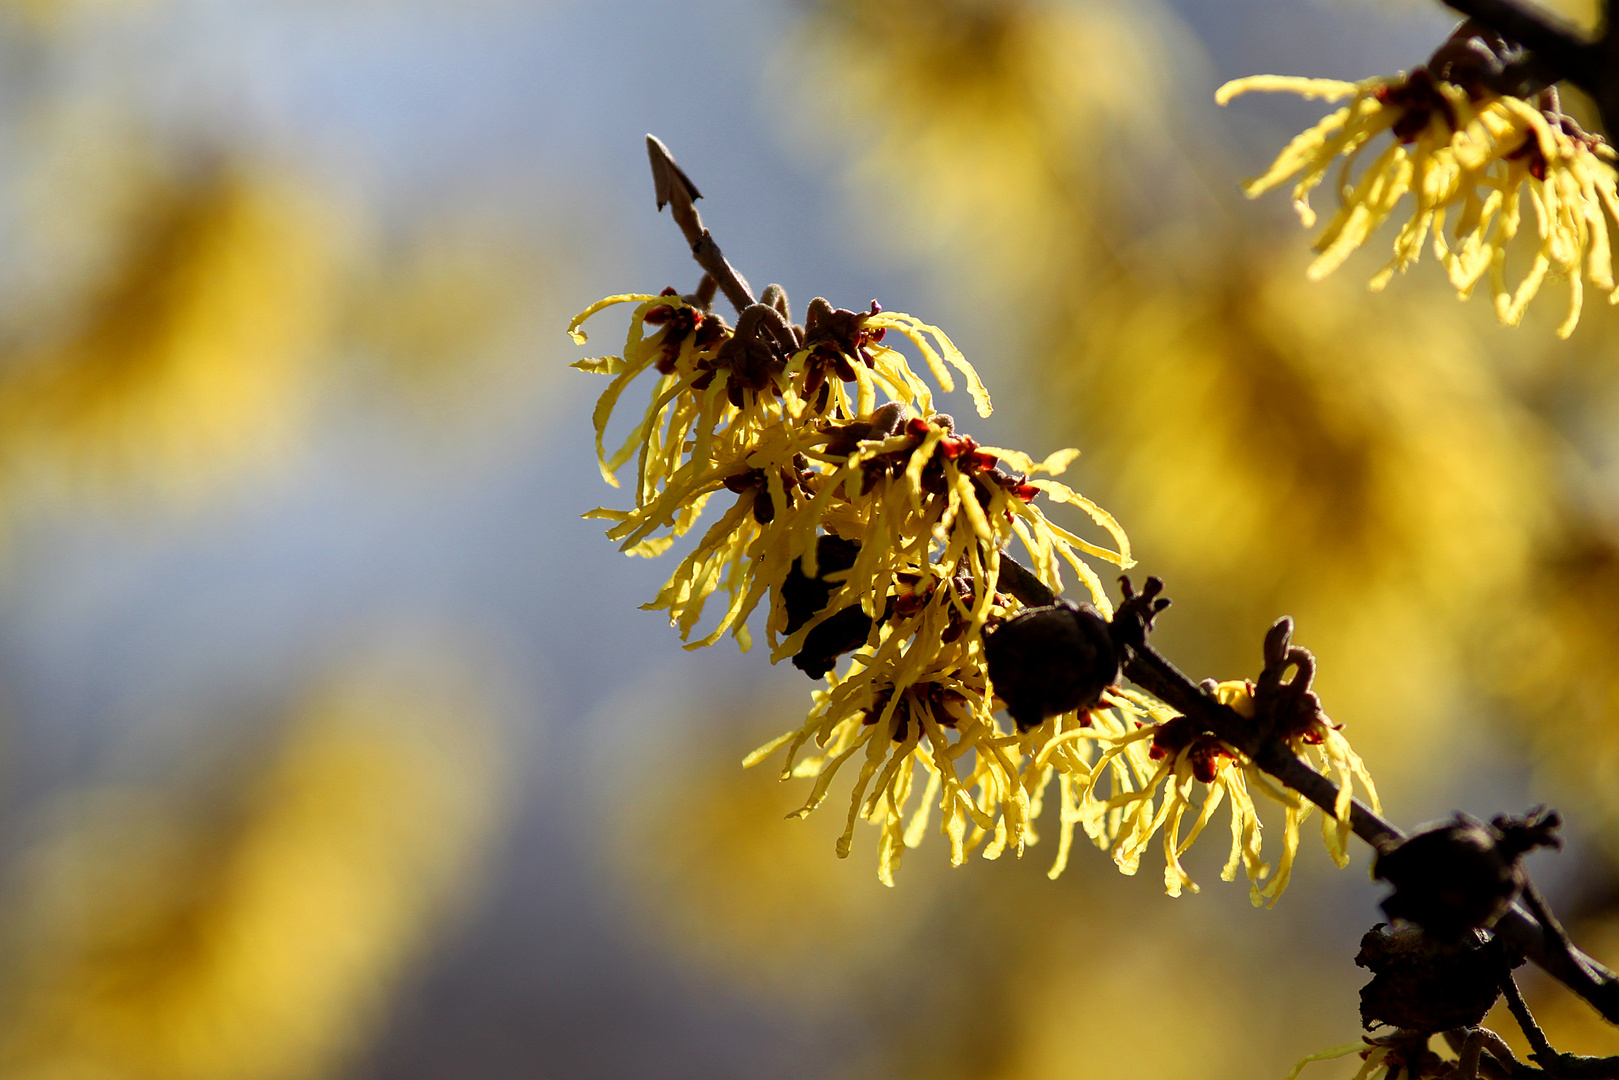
xmin=645 ymin=135 xmax=756 ymax=312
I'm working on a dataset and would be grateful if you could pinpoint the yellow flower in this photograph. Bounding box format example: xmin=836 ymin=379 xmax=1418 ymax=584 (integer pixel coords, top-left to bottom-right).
xmin=776 ymin=412 xmax=1129 ymax=648
xmin=1016 ymin=674 xmax=1378 ymax=904
xmin=747 ymin=630 xmax=1023 ymax=887
xmin=568 ymin=291 xmax=763 ymax=499
xmin=1205 ymin=678 xmax=1378 ymax=903
xmin=1066 ymin=688 xmax=1268 ymax=898
xmin=568 ymin=290 xmax=1129 ymax=653
xmin=567 ymin=293 xmax=984 ymax=503
xmin=1219 ymin=69 xmax=1619 ymax=337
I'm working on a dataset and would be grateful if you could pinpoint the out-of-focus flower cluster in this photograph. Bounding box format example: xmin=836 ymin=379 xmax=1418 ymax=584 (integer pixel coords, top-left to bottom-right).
xmin=786 ymin=0 xmax=1173 ymax=304
xmin=571 ymin=286 xmax=1376 ymax=896
xmin=0 ymin=656 xmax=504 ymax=1080
xmin=1221 ymin=26 xmax=1619 ymax=338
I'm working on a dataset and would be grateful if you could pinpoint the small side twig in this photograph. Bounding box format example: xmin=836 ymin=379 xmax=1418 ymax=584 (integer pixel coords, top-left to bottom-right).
xmin=1517 ymin=876 xmax=1619 ymax=1038
xmin=1522 ymin=877 xmax=1603 ymax=988
xmin=1448 ymin=1022 xmax=1619 ymax=1080
xmin=646 ymin=135 xmax=756 ymax=313
xmin=1447 ymin=1027 xmax=1533 ymax=1080
xmin=1501 ymin=969 xmax=1561 ymax=1074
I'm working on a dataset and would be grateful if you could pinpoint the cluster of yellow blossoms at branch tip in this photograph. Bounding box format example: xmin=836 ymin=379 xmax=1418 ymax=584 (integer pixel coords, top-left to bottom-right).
xmin=1220 ymin=63 xmax=1619 ymax=338
xmin=569 ymin=285 xmax=1376 ymax=896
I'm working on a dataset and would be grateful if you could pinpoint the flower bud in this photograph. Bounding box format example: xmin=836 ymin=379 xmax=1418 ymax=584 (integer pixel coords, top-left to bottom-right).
xmin=984 ymin=600 xmax=1118 ymax=732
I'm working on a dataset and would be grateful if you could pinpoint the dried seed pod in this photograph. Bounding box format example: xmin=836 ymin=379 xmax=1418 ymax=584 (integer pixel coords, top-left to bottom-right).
xmin=1375 ymin=818 xmax=1513 ymax=940
xmin=781 ymin=537 xmax=863 ymax=635
xmin=984 ymin=599 xmax=1119 ymax=732
xmin=1356 ymin=923 xmax=1504 ymax=1033
xmin=793 ymin=607 xmax=874 ymax=679
xmin=1373 ymin=810 xmax=1560 ymax=942
xmin=781 ymin=536 xmax=885 ymax=679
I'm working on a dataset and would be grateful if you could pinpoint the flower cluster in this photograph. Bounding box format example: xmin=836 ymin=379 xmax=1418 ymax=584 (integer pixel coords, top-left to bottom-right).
xmin=571 ymin=285 xmax=1376 ymax=896
xmin=1219 ymin=36 xmax=1619 ymax=338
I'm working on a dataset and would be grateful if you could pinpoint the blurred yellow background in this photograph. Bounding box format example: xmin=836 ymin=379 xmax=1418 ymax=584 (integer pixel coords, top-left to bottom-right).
xmin=0 ymin=0 xmax=1610 ymax=1078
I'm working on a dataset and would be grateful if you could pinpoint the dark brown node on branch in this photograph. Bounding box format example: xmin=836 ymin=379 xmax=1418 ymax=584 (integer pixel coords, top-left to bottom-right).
xmin=983 ymin=599 xmax=1119 ymax=732
xmin=1358 ymin=923 xmax=1507 ymax=1033
xmin=1374 ymin=809 xmax=1562 ymax=942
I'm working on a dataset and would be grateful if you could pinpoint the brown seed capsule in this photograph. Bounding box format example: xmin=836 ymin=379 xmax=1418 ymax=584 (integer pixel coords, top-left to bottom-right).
xmin=781 ymin=537 xmax=862 ymax=635
xmin=1376 ymin=819 xmax=1512 ymax=941
xmin=793 ymin=606 xmax=874 ymax=679
xmin=1373 ymin=811 xmax=1561 ymax=942
xmin=781 ymin=536 xmax=888 ymax=680
xmin=983 ymin=599 xmax=1119 ymax=732
xmin=1356 ymin=923 xmax=1504 ymax=1033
